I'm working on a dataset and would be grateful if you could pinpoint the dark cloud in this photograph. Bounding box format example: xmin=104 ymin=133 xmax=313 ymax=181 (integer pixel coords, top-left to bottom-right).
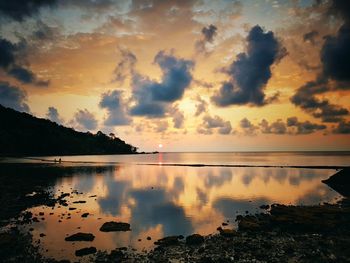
xmin=46 ymin=106 xmax=63 ymax=124
xmin=291 ymin=1 xmax=350 ymax=123
xmin=291 ymin=77 xmax=348 ymax=123
xmin=130 ymin=51 xmax=194 ymax=117
xmin=113 ymin=49 xmax=137 ymax=83
xmin=303 ymin=30 xmax=319 ymax=44
xmin=32 ymin=20 xmax=58 ymax=40
xmin=0 ymin=81 xmax=30 ymax=112
xmin=197 ymin=115 xmax=232 ymax=135
xmin=286 ymin=117 xmax=326 ymax=134
xmin=259 ymin=119 xmax=287 ymax=134
xmin=195 ymin=24 xmax=218 ymax=54
xmin=0 ymin=0 xmax=57 ymax=21
xmin=0 ymin=38 xmax=49 ymax=86
xmin=0 ymin=38 xmax=16 ymax=69
xmin=99 ymin=90 xmax=131 ymax=126
xmin=240 ymin=117 xmax=258 ymax=135
xmin=332 ymin=120 xmax=350 ymax=134
xmin=321 ymin=23 xmax=350 ymax=82
xmin=245 ymin=117 xmax=327 ymax=135
xmin=73 ymin=109 xmax=98 ymax=131
xmin=212 ymin=25 xmax=286 ymax=107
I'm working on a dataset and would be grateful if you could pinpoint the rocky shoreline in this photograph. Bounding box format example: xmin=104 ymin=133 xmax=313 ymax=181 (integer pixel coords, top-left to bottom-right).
xmin=0 ymin=164 xmax=349 ymax=262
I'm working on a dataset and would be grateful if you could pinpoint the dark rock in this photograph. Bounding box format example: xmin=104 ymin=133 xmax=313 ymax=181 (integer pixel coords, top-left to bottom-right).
xmin=75 ymin=247 xmax=96 ymax=257
xmin=39 ymin=212 xmax=44 ymax=216
xmin=222 ymin=222 xmax=228 ymax=226
xmin=73 ymin=201 xmax=86 ymax=204
xmin=65 ymin=232 xmax=95 ymax=241
xmin=147 ymin=236 xmax=151 ymax=240
xmin=39 ymin=233 xmax=46 ymax=237
xmin=69 ymin=207 xmax=76 ymax=210
xmin=260 ymin=204 xmax=270 ymax=210
xmin=217 ymin=227 xmax=237 ymax=237
xmin=99 ymin=222 xmax=131 ymax=232
xmin=154 ymin=236 xmax=181 ymax=247
xmin=186 ymin=234 xmax=204 ymax=245
xmin=322 ymin=169 xmax=350 ymax=197
xmin=81 ymin=213 xmax=89 ymax=218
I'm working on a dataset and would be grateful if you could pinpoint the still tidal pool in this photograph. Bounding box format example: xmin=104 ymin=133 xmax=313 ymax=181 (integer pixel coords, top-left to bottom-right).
xmin=23 ymin=162 xmax=340 ymax=260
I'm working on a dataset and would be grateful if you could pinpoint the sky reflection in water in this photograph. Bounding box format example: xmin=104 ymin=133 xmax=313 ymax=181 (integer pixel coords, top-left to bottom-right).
xmin=28 ymin=164 xmax=339 ymax=260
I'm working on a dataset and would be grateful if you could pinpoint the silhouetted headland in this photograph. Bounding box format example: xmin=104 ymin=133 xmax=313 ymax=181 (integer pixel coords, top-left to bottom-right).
xmin=0 ymin=105 xmax=138 ymax=156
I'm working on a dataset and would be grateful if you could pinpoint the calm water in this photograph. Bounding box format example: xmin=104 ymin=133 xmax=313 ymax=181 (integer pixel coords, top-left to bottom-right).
xmin=8 ymin=152 xmax=350 ymax=260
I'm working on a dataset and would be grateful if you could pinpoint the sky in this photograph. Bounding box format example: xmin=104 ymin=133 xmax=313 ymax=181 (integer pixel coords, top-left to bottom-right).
xmin=0 ymin=0 xmax=349 ymax=152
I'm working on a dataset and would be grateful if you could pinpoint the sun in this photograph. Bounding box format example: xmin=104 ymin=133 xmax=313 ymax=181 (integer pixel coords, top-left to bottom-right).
xmin=158 ymin=143 xmax=163 ymax=148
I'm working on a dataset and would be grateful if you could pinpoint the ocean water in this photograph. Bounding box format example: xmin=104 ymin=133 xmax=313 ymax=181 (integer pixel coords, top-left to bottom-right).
xmin=5 ymin=152 xmax=350 ymax=260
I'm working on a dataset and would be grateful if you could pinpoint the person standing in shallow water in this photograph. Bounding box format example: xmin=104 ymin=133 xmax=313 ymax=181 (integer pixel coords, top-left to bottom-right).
xmin=58 ymin=158 xmax=61 ymax=163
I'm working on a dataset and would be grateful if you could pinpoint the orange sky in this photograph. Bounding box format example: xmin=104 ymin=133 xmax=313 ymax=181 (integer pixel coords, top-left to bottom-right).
xmin=0 ymin=0 xmax=349 ymax=151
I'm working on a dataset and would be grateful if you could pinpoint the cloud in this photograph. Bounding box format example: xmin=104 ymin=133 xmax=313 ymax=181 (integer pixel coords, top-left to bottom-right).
xmin=0 ymin=81 xmax=30 ymax=112
xmin=112 ymin=49 xmax=137 ymax=83
xmin=303 ymin=30 xmax=319 ymax=44
xmin=0 ymin=0 xmax=57 ymax=21
xmin=240 ymin=117 xmax=258 ymax=135
xmin=332 ymin=120 xmax=350 ymax=134
xmin=291 ymin=1 xmax=350 ymax=123
xmin=99 ymin=90 xmax=131 ymax=126
xmin=286 ymin=117 xmax=326 ymax=134
xmin=130 ymin=51 xmax=194 ymax=117
xmin=46 ymin=106 xmax=63 ymax=124
xmin=212 ymin=25 xmax=286 ymax=107
xmin=194 ymin=95 xmax=208 ymax=116
xmin=291 ymin=77 xmax=349 ymax=123
xmin=154 ymin=120 xmax=169 ymax=133
xmin=195 ymin=24 xmax=218 ymax=54
xmin=73 ymin=109 xmax=98 ymax=131
xmin=197 ymin=115 xmax=232 ymax=135
xmin=259 ymin=119 xmax=287 ymax=134
xmin=321 ymin=23 xmax=350 ymax=82
xmin=0 ymin=38 xmax=49 ymax=86
xmin=169 ymin=105 xmax=184 ymax=129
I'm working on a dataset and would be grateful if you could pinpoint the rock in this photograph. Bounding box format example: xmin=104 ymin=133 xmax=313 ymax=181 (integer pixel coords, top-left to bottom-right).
xmin=65 ymin=232 xmax=95 ymax=241
xmin=75 ymin=247 xmax=97 ymax=257
xmin=217 ymin=227 xmax=237 ymax=237
xmin=147 ymin=236 xmax=151 ymax=240
xmin=81 ymin=213 xmax=89 ymax=218
xmin=154 ymin=236 xmax=181 ymax=247
xmin=222 ymin=222 xmax=228 ymax=226
xmin=39 ymin=233 xmax=46 ymax=237
xmin=58 ymin=193 xmax=70 ymax=199
xmin=186 ymin=234 xmax=204 ymax=245
xmin=322 ymin=169 xmax=350 ymax=197
xmin=89 ymin=195 xmax=97 ymax=198
xmin=99 ymin=222 xmax=131 ymax=232
xmin=69 ymin=207 xmax=76 ymax=210
xmin=39 ymin=212 xmax=44 ymax=216
xmin=73 ymin=201 xmax=86 ymax=204
xmin=260 ymin=204 xmax=270 ymax=210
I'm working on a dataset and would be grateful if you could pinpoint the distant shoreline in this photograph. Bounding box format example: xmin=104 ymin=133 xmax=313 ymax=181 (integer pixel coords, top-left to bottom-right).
xmin=1 ymin=157 xmax=348 ymax=170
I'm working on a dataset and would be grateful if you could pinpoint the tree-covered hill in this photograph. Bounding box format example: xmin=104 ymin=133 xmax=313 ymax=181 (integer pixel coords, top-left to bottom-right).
xmin=0 ymin=105 xmax=138 ymax=156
